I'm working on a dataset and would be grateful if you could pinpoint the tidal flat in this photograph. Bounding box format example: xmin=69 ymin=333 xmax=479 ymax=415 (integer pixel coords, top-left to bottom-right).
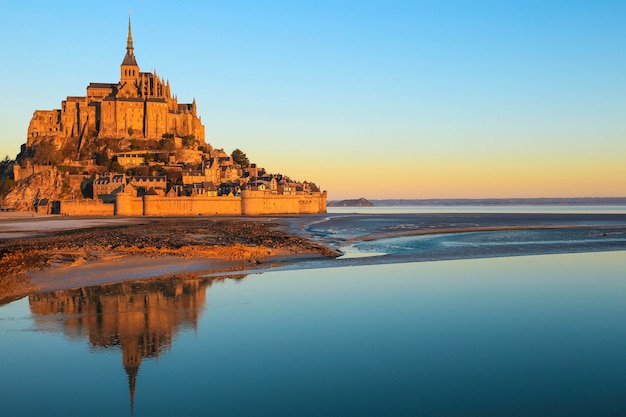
xmin=2 ymin=210 xmax=626 ymax=416
xmin=2 ymin=211 xmax=626 ymax=302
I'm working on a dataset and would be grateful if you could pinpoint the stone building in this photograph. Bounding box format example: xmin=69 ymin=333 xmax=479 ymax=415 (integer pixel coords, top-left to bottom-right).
xmin=93 ymin=174 xmax=126 ymax=202
xmin=93 ymin=173 xmax=167 ymax=202
xmin=26 ymin=16 xmax=205 ymax=151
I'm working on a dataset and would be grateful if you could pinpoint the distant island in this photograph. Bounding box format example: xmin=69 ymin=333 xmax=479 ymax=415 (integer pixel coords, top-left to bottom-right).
xmin=328 ymin=198 xmax=374 ymax=207
xmin=327 ymin=197 xmax=626 ymax=207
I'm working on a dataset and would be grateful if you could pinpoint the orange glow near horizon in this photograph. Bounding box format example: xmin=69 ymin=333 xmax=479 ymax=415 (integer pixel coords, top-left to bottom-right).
xmin=279 ymin=152 xmax=626 ymax=200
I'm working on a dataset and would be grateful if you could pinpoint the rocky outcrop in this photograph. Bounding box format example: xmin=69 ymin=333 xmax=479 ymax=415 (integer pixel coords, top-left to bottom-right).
xmin=328 ymin=198 xmax=374 ymax=207
xmin=1 ymin=167 xmax=69 ymax=211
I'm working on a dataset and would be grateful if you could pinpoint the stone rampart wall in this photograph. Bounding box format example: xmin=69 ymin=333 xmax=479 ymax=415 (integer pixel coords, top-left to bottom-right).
xmin=59 ymin=199 xmax=115 ymax=216
xmin=56 ymin=191 xmax=326 ymax=216
xmin=142 ymin=195 xmax=242 ymax=216
xmin=240 ymin=191 xmax=327 ymax=215
xmin=13 ymin=164 xmax=54 ymax=182
xmin=115 ymin=194 xmax=143 ymax=216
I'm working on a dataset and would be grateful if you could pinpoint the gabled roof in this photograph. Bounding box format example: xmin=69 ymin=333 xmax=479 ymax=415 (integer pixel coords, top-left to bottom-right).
xmin=88 ymin=83 xmax=117 ymax=89
xmin=203 ymin=182 xmax=217 ymax=191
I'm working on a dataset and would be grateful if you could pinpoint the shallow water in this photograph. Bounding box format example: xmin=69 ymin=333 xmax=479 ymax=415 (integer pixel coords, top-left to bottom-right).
xmin=2 ymin=251 xmax=626 ymax=416
xmin=345 ymin=228 xmax=626 ymax=259
xmin=306 ymin=212 xmax=626 ymax=262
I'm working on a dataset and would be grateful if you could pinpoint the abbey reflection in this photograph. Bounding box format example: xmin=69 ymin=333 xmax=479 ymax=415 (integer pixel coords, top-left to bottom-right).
xmin=28 ymin=277 xmax=218 ymax=413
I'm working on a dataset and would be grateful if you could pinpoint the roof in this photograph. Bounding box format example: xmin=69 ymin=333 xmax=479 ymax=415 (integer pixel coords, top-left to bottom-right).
xmin=116 ymin=97 xmax=144 ymax=102
xmin=203 ymin=182 xmax=218 ymax=191
xmin=88 ymin=83 xmax=117 ymax=89
xmin=129 ymin=176 xmax=167 ymax=182
xmin=122 ymin=52 xmax=138 ymax=67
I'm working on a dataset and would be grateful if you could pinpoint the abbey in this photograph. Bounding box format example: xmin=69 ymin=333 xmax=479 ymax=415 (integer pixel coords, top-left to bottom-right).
xmin=27 ymin=17 xmax=204 ymax=148
xmin=7 ymin=16 xmax=327 ymax=216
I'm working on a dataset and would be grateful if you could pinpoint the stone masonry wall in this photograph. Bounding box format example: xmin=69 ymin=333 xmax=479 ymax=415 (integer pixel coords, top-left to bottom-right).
xmin=142 ymin=195 xmax=241 ymax=216
xmin=60 ymin=199 xmax=115 ymax=216
xmin=56 ymin=191 xmax=326 ymax=216
xmin=115 ymin=194 xmax=144 ymax=216
xmin=240 ymin=191 xmax=327 ymax=215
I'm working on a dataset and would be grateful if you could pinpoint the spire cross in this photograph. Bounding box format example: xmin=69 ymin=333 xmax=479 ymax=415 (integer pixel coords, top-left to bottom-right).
xmin=127 ymin=10 xmax=134 ymax=52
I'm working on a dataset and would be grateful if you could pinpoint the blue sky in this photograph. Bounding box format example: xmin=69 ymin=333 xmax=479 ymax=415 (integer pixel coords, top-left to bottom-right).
xmin=1 ymin=1 xmax=625 ymax=199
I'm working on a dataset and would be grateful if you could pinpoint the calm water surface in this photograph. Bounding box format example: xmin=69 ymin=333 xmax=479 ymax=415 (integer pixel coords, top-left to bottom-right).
xmin=2 ymin=251 xmax=626 ymax=416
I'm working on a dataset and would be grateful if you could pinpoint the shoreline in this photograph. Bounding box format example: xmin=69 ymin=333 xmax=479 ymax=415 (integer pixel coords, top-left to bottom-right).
xmin=0 ymin=215 xmax=340 ymax=304
xmin=2 ymin=212 xmax=626 ymax=304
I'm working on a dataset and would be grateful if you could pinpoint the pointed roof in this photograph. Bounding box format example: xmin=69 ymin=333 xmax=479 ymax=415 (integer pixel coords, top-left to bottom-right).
xmin=122 ymin=13 xmax=138 ymax=67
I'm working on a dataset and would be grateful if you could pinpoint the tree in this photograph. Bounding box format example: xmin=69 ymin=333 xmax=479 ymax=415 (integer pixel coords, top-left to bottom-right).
xmin=0 ymin=179 xmax=16 ymax=197
xmin=95 ymin=152 xmax=110 ymax=166
xmin=158 ymin=138 xmax=176 ymax=152
xmin=231 ymin=148 xmax=250 ymax=168
xmin=182 ymin=135 xmax=196 ymax=148
xmin=150 ymin=164 xmax=164 ymax=175
xmin=32 ymin=141 xmax=60 ymax=165
xmin=133 ymin=165 xmax=150 ymax=176
xmin=0 ymin=155 xmax=13 ymax=179
xmin=110 ymin=161 xmax=125 ymax=174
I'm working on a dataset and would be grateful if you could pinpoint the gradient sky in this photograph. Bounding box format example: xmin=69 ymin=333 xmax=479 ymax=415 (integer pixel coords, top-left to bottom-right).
xmin=1 ymin=1 xmax=624 ymax=199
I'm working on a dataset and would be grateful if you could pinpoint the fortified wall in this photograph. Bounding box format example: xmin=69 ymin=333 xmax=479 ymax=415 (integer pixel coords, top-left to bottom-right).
xmin=13 ymin=162 xmax=54 ymax=182
xmin=59 ymin=191 xmax=327 ymax=216
xmin=60 ymin=199 xmax=115 ymax=216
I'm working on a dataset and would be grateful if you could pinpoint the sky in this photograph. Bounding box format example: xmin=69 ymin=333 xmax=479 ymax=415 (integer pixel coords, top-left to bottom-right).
xmin=1 ymin=0 xmax=625 ymax=200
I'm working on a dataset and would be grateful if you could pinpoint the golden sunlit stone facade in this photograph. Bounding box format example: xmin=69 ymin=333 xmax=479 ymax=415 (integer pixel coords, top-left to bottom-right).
xmin=26 ymin=17 xmax=204 ymax=149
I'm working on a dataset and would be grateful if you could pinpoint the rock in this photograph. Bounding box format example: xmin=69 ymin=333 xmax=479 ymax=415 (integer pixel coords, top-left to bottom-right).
xmin=328 ymin=197 xmax=374 ymax=207
xmin=1 ymin=167 xmax=69 ymax=211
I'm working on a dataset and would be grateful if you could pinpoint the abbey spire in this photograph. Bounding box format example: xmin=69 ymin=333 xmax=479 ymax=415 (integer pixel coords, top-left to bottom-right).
xmin=119 ymin=12 xmax=140 ymax=98
xmin=127 ymin=13 xmax=134 ymax=52
xmin=121 ymin=12 xmax=138 ymax=67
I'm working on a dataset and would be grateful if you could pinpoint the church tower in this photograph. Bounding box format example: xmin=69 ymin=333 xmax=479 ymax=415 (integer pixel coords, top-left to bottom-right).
xmin=119 ymin=14 xmax=140 ymax=98
xmin=26 ymin=13 xmax=206 ymax=143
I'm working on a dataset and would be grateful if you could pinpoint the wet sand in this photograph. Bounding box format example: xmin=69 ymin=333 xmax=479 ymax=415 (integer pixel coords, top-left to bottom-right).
xmin=2 ymin=212 xmax=626 ymax=304
xmin=292 ymin=211 xmax=626 ymax=269
xmin=0 ymin=215 xmax=339 ymax=304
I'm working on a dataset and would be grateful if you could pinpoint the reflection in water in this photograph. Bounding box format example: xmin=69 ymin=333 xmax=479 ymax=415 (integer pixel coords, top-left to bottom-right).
xmin=2 ymin=252 xmax=626 ymax=416
xmin=27 ymin=275 xmax=239 ymax=414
